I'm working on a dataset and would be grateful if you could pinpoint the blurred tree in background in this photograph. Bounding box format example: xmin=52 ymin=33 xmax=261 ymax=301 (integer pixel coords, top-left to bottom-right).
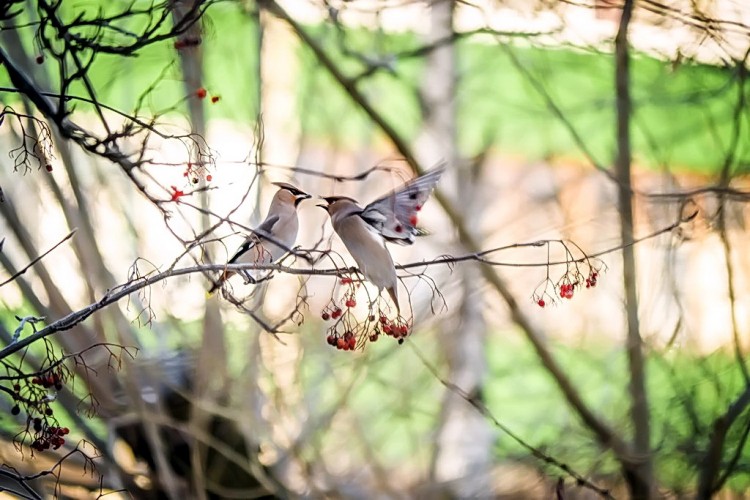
xmin=1 ymin=0 xmax=750 ymax=498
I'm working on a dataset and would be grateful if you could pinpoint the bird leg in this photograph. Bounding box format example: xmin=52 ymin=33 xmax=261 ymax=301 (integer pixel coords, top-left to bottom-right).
xmin=254 ymin=274 xmax=274 ymax=284
xmin=240 ymin=270 xmax=257 ymax=285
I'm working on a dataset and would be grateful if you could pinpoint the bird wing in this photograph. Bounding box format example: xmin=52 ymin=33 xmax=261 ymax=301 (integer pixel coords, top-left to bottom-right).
xmin=228 ymin=214 xmax=280 ymax=264
xmin=360 ymin=165 xmax=445 ymax=245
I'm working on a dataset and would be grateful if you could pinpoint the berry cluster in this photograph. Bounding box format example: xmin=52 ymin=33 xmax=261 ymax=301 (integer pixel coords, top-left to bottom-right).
xmin=585 ymin=271 xmax=598 ymax=288
xmin=532 ymin=267 xmax=603 ymax=308
xmin=8 ymin=367 xmax=70 ymax=453
xmin=326 ymin=330 xmax=357 ymax=351
xmin=30 ymin=421 xmax=69 ymax=452
xmin=559 ymin=282 xmax=575 ymax=299
xmin=322 ymin=306 xmax=411 ymax=350
xmin=377 ymin=315 xmax=410 ymax=344
xmin=182 ymin=161 xmax=212 ymax=185
xmin=194 ymin=87 xmax=221 ymax=104
xmin=31 ymin=372 xmax=64 ymax=390
xmin=321 ymin=277 xmax=410 ymax=351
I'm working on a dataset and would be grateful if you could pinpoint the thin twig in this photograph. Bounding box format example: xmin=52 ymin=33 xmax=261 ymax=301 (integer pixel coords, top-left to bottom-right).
xmin=0 ymin=229 xmax=77 ymax=288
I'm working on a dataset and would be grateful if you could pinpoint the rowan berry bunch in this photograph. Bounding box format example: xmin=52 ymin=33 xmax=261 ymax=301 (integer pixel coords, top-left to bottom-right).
xmin=532 ymin=247 xmax=605 ymax=308
xmin=321 ymin=277 xmax=411 ymax=351
xmin=181 ymin=160 xmax=212 ymax=185
xmin=9 ymin=365 xmax=71 ymax=454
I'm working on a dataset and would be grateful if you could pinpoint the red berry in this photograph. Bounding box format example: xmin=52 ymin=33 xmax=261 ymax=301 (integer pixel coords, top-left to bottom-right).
xmin=347 ymin=337 xmax=356 ymax=350
xmin=326 ymin=334 xmax=336 ymax=346
xmin=211 ymin=95 xmax=220 ymax=103
xmin=195 ymin=87 xmax=207 ymax=99
xmin=369 ymin=333 xmax=378 ymax=342
xmin=61 ymin=427 xmax=69 ymax=435
xmin=414 ymin=204 xmax=422 ymax=211
xmin=35 ymin=55 xmax=44 ymax=64
xmin=394 ymin=225 xmax=403 ymax=233
xmin=345 ymin=298 xmax=356 ymax=308
xmin=206 ymin=174 xmax=213 ymax=182
xmin=336 ymin=338 xmax=346 ymax=350
xmin=331 ymin=308 xmax=342 ymax=319
xmin=45 ymin=164 xmax=52 ymax=172
xmin=322 ymin=312 xmax=330 ymax=321
xmin=537 ymin=299 xmax=545 ymax=308
xmin=409 ymin=215 xmax=418 ymax=226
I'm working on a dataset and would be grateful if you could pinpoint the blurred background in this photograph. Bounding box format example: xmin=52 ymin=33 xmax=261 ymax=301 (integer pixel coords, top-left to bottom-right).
xmin=1 ymin=0 xmax=750 ymax=498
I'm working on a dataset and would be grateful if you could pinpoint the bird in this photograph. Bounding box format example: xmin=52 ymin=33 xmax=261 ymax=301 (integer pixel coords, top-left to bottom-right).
xmin=318 ymin=166 xmax=445 ymax=313
xmin=208 ymin=182 xmax=311 ymax=295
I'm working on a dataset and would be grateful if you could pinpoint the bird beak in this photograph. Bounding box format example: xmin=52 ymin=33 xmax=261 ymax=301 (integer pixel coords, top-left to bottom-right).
xmin=316 ymin=203 xmax=328 ymax=210
xmin=298 ymin=193 xmax=312 ymax=200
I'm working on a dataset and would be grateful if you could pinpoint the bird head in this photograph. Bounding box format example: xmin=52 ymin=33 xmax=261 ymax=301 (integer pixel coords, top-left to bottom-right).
xmin=273 ymin=182 xmax=311 ymax=207
xmin=317 ymin=196 xmax=357 ymax=212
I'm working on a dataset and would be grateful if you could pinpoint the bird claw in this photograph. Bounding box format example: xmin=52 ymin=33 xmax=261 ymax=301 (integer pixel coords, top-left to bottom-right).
xmin=240 ymin=271 xmax=257 ymax=285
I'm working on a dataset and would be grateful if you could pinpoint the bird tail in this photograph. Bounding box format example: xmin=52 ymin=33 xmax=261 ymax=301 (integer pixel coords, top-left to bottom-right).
xmin=207 ymin=270 xmax=233 ymax=296
xmin=387 ymin=286 xmax=400 ymax=315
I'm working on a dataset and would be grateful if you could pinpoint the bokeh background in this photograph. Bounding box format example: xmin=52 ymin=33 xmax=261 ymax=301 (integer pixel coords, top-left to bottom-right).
xmin=2 ymin=0 xmax=750 ymax=498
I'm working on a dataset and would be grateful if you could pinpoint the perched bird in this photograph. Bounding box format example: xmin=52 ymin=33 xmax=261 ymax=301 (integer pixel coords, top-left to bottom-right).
xmin=208 ymin=182 xmax=310 ymax=294
xmin=318 ymin=166 xmax=445 ymax=313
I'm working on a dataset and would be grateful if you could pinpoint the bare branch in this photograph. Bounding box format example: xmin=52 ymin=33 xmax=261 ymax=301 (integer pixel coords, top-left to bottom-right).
xmin=0 ymin=229 xmax=77 ymax=289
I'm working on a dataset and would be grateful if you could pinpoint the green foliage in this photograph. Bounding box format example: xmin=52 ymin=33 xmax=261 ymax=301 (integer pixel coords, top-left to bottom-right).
xmin=484 ymin=333 xmax=750 ymax=490
xmin=3 ymin=5 xmax=746 ymax=173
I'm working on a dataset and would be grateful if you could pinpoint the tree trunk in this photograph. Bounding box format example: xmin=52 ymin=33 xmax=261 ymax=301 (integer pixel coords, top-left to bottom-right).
xmin=615 ymin=1 xmax=654 ymax=497
xmin=418 ymin=1 xmax=494 ymax=496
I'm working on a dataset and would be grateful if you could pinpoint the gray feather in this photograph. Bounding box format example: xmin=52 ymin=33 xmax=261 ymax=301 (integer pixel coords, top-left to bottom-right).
xmin=360 ymin=165 xmax=444 ymax=245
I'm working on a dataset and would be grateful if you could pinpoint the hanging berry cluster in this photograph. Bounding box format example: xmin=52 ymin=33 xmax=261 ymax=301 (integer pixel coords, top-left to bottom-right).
xmin=9 ymin=367 xmax=70 ymax=454
xmin=182 ymin=161 xmax=212 ymax=185
xmin=532 ymin=244 xmax=605 ymax=308
xmin=321 ymin=277 xmax=410 ymax=351
xmin=29 ymin=420 xmax=69 ymax=452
